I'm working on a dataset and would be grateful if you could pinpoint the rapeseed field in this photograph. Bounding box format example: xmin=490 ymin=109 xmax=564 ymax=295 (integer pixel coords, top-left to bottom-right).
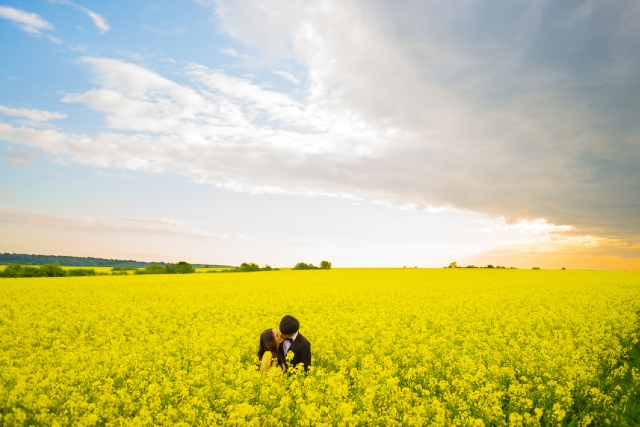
xmin=1 ymin=269 xmax=639 ymax=426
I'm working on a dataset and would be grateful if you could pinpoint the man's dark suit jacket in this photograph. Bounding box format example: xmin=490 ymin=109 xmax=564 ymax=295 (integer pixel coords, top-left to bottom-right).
xmin=286 ymin=333 xmax=311 ymax=372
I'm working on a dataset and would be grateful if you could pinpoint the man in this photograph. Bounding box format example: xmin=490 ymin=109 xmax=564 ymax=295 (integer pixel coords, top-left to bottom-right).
xmin=279 ymin=315 xmax=311 ymax=372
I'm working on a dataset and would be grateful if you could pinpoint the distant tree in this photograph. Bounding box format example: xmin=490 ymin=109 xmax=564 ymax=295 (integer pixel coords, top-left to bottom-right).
xmin=449 ymin=262 xmax=457 ymax=268
xmin=486 ymin=265 xmax=494 ymax=269
xmin=111 ymin=271 xmax=129 ymax=276
xmin=68 ymin=268 xmax=97 ymax=276
xmin=165 ymin=261 xmax=195 ymax=274
xmin=21 ymin=266 xmax=43 ymax=277
xmin=319 ymin=260 xmax=332 ymax=269
xmin=217 ymin=263 xmax=276 ymax=273
xmin=238 ymin=263 xmax=261 ymax=272
xmin=38 ymin=264 xmax=67 ymax=277
xmin=204 ymin=264 xmax=210 ymax=268
xmin=135 ymin=264 xmax=166 ymax=275
xmin=293 ymin=262 xmax=318 ymax=270
xmin=1 ymin=264 xmax=22 ymax=278
xmin=532 ymin=267 xmax=540 ymax=270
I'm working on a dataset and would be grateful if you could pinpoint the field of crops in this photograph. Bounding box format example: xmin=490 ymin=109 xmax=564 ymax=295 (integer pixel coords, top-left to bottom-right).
xmin=1 ymin=269 xmax=639 ymax=426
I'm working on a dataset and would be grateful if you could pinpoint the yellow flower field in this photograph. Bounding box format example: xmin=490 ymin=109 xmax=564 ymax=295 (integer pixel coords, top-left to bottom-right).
xmin=1 ymin=269 xmax=639 ymax=426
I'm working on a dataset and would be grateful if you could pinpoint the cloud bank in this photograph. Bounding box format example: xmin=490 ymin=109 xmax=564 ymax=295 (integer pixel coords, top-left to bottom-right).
xmin=1 ymin=0 xmax=639 ymax=248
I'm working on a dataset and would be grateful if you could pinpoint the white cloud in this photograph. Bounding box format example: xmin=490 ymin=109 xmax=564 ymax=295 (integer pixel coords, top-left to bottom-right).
xmin=0 ymin=106 xmax=67 ymax=122
xmin=272 ymin=69 xmax=299 ymax=84
xmin=50 ymin=0 xmax=110 ymax=34
xmin=81 ymin=7 xmax=110 ymax=33
xmin=478 ymin=218 xmax=601 ymax=254
xmin=221 ymin=47 xmax=250 ymax=59
xmin=0 ymin=6 xmax=54 ymax=35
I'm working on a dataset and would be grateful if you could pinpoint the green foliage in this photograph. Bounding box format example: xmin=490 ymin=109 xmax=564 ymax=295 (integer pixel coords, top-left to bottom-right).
xmin=214 ymin=263 xmax=276 ymax=273
xmin=293 ymin=262 xmax=317 ymax=270
xmin=238 ymin=262 xmax=261 ymax=272
xmin=135 ymin=264 xmax=166 ymax=275
xmin=293 ymin=261 xmax=335 ymax=270
xmin=0 ymin=253 xmax=150 ymax=267
xmin=293 ymin=262 xmax=320 ymax=270
xmin=1 ymin=263 xmax=82 ymax=278
xmin=165 ymin=261 xmax=195 ymax=274
xmin=1 ymin=264 xmax=23 ymax=278
xmin=319 ymin=260 xmax=332 ymax=269
xmin=67 ymin=268 xmax=97 ymax=277
xmin=37 ymin=264 xmax=68 ymax=277
xmin=133 ymin=262 xmax=195 ymax=275
xmin=0 ymin=253 xmax=234 ymax=269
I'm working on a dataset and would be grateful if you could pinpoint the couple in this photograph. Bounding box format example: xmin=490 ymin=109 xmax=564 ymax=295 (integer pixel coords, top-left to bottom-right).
xmin=258 ymin=315 xmax=311 ymax=373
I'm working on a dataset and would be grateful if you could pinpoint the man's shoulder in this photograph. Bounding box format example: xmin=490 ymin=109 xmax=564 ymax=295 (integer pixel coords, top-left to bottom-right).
xmin=294 ymin=333 xmax=310 ymax=346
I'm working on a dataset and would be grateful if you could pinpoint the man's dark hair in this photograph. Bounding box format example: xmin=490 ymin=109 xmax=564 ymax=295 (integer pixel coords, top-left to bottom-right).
xmin=279 ymin=315 xmax=300 ymax=335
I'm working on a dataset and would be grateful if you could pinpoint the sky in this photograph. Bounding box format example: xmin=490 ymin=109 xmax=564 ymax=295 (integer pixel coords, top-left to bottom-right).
xmin=1 ymin=0 xmax=639 ymax=269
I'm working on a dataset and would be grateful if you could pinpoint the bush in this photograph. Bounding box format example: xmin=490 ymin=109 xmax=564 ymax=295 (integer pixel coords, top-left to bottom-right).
xmin=217 ymin=263 xmax=276 ymax=273
xmin=293 ymin=262 xmax=319 ymax=270
xmin=37 ymin=264 xmax=67 ymax=277
xmin=135 ymin=264 xmax=166 ymax=275
xmin=22 ymin=266 xmax=44 ymax=277
xmin=1 ymin=264 xmax=23 ymax=278
xmin=319 ymin=261 xmax=332 ymax=270
xmin=1 ymin=264 xmax=67 ymax=278
xmin=238 ymin=262 xmax=261 ymax=272
xmin=165 ymin=261 xmax=195 ymax=274
xmin=67 ymin=268 xmax=97 ymax=277
xmin=133 ymin=262 xmax=195 ymax=275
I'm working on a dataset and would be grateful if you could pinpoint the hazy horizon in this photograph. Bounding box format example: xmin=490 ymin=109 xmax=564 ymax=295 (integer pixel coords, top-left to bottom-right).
xmin=2 ymin=1 xmax=639 ymax=270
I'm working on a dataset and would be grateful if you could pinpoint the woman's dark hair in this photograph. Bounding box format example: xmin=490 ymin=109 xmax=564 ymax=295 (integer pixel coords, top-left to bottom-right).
xmin=257 ymin=329 xmax=285 ymax=367
xmin=279 ymin=315 xmax=300 ymax=335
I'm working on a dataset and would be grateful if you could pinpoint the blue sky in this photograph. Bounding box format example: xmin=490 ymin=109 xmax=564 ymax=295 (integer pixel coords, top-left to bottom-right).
xmin=1 ymin=0 xmax=639 ymax=268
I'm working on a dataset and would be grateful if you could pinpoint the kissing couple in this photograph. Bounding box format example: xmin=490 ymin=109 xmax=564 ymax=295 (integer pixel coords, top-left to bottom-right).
xmin=258 ymin=315 xmax=311 ymax=373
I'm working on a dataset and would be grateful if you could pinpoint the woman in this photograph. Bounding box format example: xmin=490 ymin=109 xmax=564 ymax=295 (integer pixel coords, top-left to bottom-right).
xmin=257 ymin=329 xmax=285 ymax=373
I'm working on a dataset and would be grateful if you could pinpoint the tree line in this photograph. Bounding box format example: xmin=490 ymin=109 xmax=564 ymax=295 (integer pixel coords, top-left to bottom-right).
xmin=1 ymin=264 xmax=97 ymax=278
xmin=2 ymin=259 xmax=334 ymax=278
xmin=1 ymin=261 xmax=199 ymax=278
xmin=206 ymin=263 xmax=276 ymax=274
xmin=134 ymin=262 xmax=196 ymax=275
xmin=293 ymin=261 xmax=332 ymax=270
xmin=0 ymin=253 xmax=232 ymax=268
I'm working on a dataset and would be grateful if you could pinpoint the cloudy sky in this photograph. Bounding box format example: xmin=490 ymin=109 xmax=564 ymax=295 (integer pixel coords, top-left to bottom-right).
xmin=1 ymin=0 xmax=639 ymax=269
